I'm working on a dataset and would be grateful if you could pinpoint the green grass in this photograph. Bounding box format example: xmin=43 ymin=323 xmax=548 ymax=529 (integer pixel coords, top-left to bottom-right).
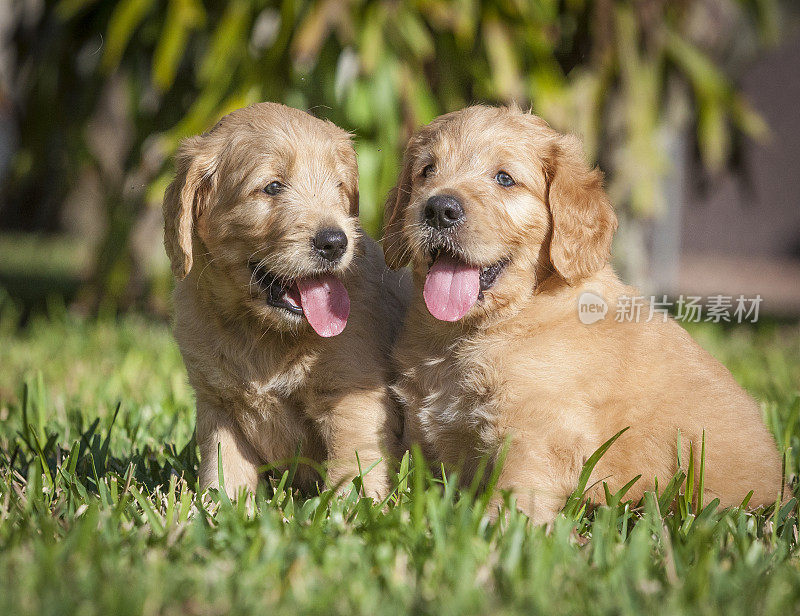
xmin=1 ymin=292 xmax=800 ymax=615
xmin=0 ymin=234 xmax=90 ymax=313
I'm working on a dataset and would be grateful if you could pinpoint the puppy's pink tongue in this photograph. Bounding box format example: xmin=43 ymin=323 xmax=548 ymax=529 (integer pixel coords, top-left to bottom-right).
xmin=297 ymin=275 xmax=350 ymax=337
xmin=423 ymin=254 xmax=481 ymax=321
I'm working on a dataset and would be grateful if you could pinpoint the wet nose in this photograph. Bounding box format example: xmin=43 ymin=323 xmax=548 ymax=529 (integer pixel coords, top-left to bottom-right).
xmin=312 ymin=228 xmax=348 ymax=263
xmin=424 ymin=194 xmax=465 ymax=230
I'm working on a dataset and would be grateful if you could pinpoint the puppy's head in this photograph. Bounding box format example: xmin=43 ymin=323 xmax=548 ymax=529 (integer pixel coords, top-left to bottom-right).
xmin=163 ymin=102 xmax=360 ymax=337
xmin=383 ymin=105 xmax=617 ymax=322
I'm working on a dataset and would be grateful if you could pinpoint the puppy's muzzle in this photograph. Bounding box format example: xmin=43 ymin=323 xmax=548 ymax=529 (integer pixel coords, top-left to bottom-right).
xmin=312 ymin=227 xmax=348 ymax=264
xmin=424 ymin=194 xmax=465 ymax=231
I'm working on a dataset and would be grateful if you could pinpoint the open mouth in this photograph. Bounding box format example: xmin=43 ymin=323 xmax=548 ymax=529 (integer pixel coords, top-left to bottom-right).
xmin=250 ymin=267 xmax=304 ymax=315
xmin=249 ymin=262 xmax=350 ymax=337
xmin=424 ymin=247 xmax=508 ymax=322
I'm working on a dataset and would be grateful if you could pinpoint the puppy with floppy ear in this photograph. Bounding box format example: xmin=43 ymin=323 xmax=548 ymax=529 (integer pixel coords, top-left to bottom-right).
xmin=384 ymin=105 xmax=782 ymax=523
xmin=163 ymin=102 xmax=409 ymax=499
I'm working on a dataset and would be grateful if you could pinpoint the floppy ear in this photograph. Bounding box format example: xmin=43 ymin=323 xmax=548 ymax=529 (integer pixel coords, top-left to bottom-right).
xmin=382 ymin=142 xmax=416 ymax=269
xmin=545 ymin=134 xmax=617 ymax=283
xmin=162 ymin=136 xmax=219 ymax=279
xmin=336 ymin=139 xmax=360 ymax=217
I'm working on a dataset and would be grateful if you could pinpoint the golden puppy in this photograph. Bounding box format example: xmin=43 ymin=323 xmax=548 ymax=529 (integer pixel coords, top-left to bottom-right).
xmin=383 ymin=105 xmax=782 ymax=523
xmin=163 ymin=102 xmax=409 ymax=499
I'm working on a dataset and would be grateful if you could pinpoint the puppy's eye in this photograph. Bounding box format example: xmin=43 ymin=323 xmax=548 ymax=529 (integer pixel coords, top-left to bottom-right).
xmin=495 ymin=171 xmax=515 ymax=187
xmin=422 ymin=164 xmax=436 ymax=178
xmin=263 ymin=181 xmax=284 ymax=196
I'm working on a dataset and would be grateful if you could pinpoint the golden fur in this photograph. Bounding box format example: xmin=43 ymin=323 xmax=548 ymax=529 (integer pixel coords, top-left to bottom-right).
xmin=383 ymin=105 xmax=782 ymax=523
xmin=163 ymin=102 xmax=409 ymax=499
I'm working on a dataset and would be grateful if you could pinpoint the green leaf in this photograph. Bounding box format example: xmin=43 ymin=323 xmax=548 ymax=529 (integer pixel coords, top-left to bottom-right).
xmin=152 ymin=0 xmax=206 ymax=91
xmin=55 ymin=0 xmax=100 ymax=20
xmin=359 ymin=5 xmax=385 ymax=74
xmin=396 ymin=8 xmax=434 ymax=60
xmin=697 ymin=430 xmax=706 ymax=512
xmin=129 ymin=485 xmax=166 ymax=535
xmin=483 ymin=17 xmax=523 ymax=101
xmin=697 ymin=100 xmax=730 ymax=173
xmin=197 ymin=0 xmax=250 ymax=85
xmin=563 ymin=427 xmax=629 ymax=519
xmin=101 ymin=0 xmax=155 ymax=73
xmin=658 ymin=469 xmax=687 ymax=513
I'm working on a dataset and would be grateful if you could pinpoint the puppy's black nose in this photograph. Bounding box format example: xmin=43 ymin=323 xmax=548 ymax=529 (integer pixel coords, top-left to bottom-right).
xmin=312 ymin=228 xmax=348 ymax=263
xmin=424 ymin=194 xmax=465 ymax=230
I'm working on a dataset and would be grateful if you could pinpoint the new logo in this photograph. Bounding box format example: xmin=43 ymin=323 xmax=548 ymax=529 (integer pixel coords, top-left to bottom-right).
xmin=577 ymin=291 xmax=608 ymax=324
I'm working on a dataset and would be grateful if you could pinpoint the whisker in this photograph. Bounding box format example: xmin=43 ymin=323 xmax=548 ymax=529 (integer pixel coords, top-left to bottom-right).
xmin=196 ymin=254 xmax=226 ymax=289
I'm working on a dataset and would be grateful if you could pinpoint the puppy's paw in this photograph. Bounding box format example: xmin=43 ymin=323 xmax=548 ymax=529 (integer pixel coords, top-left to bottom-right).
xmin=327 ymin=457 xmax=392 ymax=502
xmin=331 ymin=474 xmax=390 ymax=502
xmin=360 ymin=475 xmax=392 ymax=502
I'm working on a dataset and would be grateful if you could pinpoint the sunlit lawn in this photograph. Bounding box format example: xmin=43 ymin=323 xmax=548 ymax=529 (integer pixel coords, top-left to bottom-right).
xmin=1 ymin=291 xmax=800 ymax=615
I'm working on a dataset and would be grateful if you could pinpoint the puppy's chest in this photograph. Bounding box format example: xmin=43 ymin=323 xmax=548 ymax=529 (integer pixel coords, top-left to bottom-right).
xmin=403 ymin=349 xmax=504 ymax=440
xmin=206 ymin=344 xmax=315 ymax=420
xmin=218 ymin=348 xmax=328 ymax=460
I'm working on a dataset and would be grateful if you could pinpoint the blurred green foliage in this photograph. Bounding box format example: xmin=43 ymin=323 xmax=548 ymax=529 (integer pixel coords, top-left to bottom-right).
xmin=4 ymin=0 xmax=781 ymax=306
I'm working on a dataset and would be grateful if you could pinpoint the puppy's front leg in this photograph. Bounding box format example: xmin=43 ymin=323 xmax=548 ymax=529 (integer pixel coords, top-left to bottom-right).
xmin=316 ymin=388 xmax=400 ymax=501
xmin=491 ymin=433 xmax=581 ymax=525
xmin=196 ymin=397 xmax=261 ymax=498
